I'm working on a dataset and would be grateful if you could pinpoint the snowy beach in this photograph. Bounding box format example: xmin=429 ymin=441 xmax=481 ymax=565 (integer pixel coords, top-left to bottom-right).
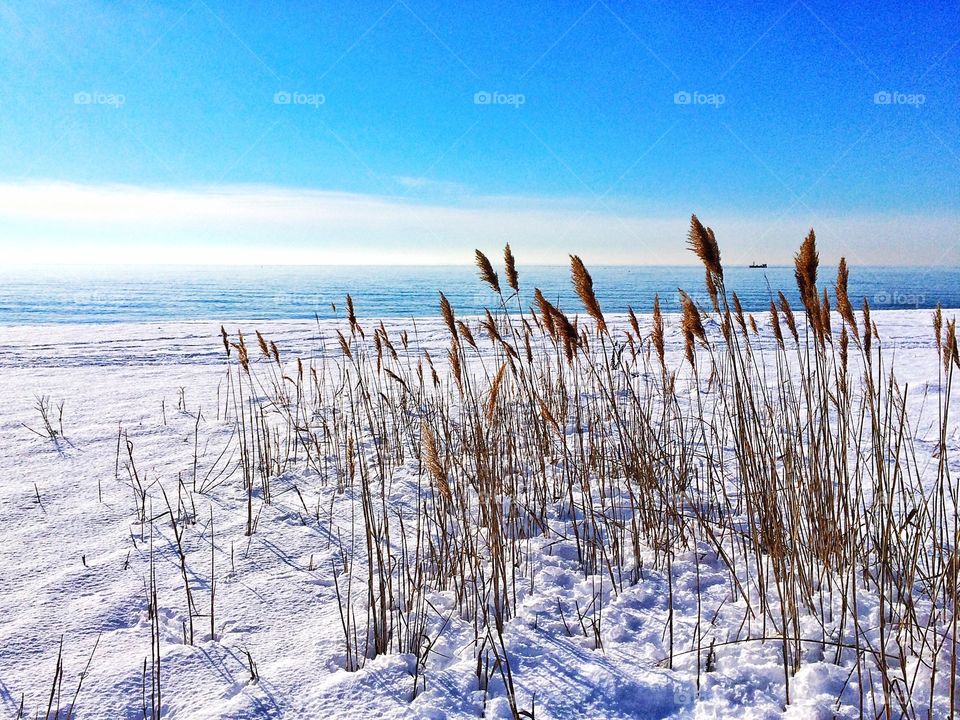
xmin=1 ymin=308 xmax=957 ymax=719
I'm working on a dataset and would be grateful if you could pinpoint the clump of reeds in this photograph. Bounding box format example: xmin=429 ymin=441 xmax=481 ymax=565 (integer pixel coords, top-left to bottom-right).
xmin=71 ymin=216 xmax=958 ymax=720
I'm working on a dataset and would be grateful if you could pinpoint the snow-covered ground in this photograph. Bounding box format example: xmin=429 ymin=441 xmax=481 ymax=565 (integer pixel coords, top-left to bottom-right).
xmin=0 ymin=310 xmax=953 ymax=719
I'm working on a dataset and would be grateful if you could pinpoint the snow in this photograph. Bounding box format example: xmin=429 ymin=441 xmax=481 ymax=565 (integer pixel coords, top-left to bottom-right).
xmin=0 ymin=309 xmax=954 ymax=719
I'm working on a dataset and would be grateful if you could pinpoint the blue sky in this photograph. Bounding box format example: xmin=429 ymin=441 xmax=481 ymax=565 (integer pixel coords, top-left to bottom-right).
xmin=0 ymin=0 xmax=958 ymax=265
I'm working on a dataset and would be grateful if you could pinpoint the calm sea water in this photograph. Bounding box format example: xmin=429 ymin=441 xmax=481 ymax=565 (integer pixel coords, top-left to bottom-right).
xmin=0 ymin=265 xmax=957 ymax=324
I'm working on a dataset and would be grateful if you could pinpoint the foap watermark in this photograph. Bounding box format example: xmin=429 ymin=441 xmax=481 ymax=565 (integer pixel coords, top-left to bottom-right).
xmin=74 ymin=91 xmax=125 ymax=108
xmin=71 ymin=291 xmax=112 ymax=304
xmin=273 ymin=90 xmax=326 ymax=108
xmin=874 ymin=290 xmax=925 ymax=308
xmin=474 ymin=91 xmax=525 ymax=108
xmin=674 ymin=90 xmax=725 ymax=108
xmin=873 ymin=90 xmax=925 ymax=107
xmin=272 ymin=292 xmax=337 ymax=310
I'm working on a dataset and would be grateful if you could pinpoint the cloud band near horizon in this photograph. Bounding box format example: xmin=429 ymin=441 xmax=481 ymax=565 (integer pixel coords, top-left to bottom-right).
xmin=0 ymin=182 xmax=956 ymax=267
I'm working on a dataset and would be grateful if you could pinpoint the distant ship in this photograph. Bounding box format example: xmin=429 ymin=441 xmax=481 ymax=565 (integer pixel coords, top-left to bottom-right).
xmin=749 ymin=262 xmax=768 ymax=268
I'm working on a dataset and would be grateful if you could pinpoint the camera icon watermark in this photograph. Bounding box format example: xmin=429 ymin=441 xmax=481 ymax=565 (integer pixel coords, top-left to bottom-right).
xmin=74 ymin=91 xmax=125 ymax=108
xmin=674 ymin=90 xmax=725 ymax=108
xmin=873 ymin=90 xmax=925 ymax=107
xmin=273 ymin=90 xmax=325 ymax=108
xmin=672 ymin=683 xmax=696 ymax=707
xmin=473 ymin=91 xmax=525 ymax=108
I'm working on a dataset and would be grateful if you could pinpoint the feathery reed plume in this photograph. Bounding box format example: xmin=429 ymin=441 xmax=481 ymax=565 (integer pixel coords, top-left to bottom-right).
xmin=944 ymin=319 xmax=960 ymax=372
xmin=231 ymin=342 xmax=249 ymax=373
xmin=220 ymin=326 xmax=231 ymax=357
xmin=682 ymin=329 xmax=695 ymax=367
xmin=680 ymin=291 xmax=707 ymax=366
xmin=504 ymin=244 xmax=519 ymax=293
xmin=570 ymin=255 xmax=606 ymax=333
xmin=420 ymin=420 xmax=451 ymax=503
xmin=346 ymin=294 xmax=358 ymax=334
xmin=378 ymin=322 xmax=398 ymax=360
xmin=255 ymin=330 xmax=270 ymax=358
xmin=384 ymin=368 xmax=407 ymax=393
xmin=475 ymin=250 xmax=501 ymax=294
xmin=448 ymin=336 xmax=463 ymax=391
xmin=705 ymin=270 xmax=720 ymax=313
xmin=456 ymin=320 xmax=477 ymax=349
xmin=950 ymin=320 xmax=960 ymax=369
xmin=534 ymin=289 xmax=557 ymax=339
xmin=794 ymin=228 xmax=821 ymax=334
xmin=732 ymin=292 xmax=747 ymax=337
xmin=424 ymin=351 xmax=440 ymax=387
xmin=552 ymin=307 xmax=578 ymax=362
xmin=946 ymin=320 xmax=954 ymax=371
xmin=778 ymin=292 xmax=799 ymax=343
xmin=687 ymin=214 xmax=723 ymax=280
xmin=232 ymin=331 xmax=250 ymax=373
xmin=439 ymin=292 xmax=456 ymax=337
xmin=934 ymin=303 xmax=943 ymax=351
xmin=488 ymin=361 xmax=508 ymax=421
xmin=770 ymin=301 xmax=784 ymax=348
xmin=680 ymin=291 xmax=707 ymax=344
xmin=820 ymin=288 xmax=832 ymax=341
xmin=337 ymin=330 xmax=353 ymax=360
xmin=528 ymin=306 xmax=543 ymax=332
xmin=483 ymin=309 xmax=503 ymax=344
xmin=835 ymin=258 xmax=858 ymax=337
xmin=628 ymin=306 xmax=641 ymax=341
xmin=840 ymin=325 xmax=849 ymax=372
xmin=749 ymin=314 xmax=758 ymax=335
xmin=862 ymin=298 xmax=872 ymax=356
xmin=538 ymin=398 xmax=562 ymax=436
xmin=270 ymin=341 xmax=280 ymax=365
xmin=498 ymin=331 xmax=519 ymax=360
xmin=652 ymin=294 xmax=665 ymax=370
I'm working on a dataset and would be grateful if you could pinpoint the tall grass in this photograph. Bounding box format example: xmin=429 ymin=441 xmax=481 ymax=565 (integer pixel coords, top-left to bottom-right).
xmin=207 ymin=220 xmax=960 ymax=716
xmin=36 ymin=216 xmax=954 ymax=718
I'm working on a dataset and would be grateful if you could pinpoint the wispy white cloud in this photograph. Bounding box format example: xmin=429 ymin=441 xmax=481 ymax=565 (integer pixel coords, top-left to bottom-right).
xmin=390 ymin=176 xmax=470 ymax=195
xmin=0 ymin=181 xmax=956 ymax=266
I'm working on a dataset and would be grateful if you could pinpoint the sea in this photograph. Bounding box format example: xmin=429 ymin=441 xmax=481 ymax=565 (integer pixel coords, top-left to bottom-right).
xmin=0 ymin=264 xmax=957 ymax=324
